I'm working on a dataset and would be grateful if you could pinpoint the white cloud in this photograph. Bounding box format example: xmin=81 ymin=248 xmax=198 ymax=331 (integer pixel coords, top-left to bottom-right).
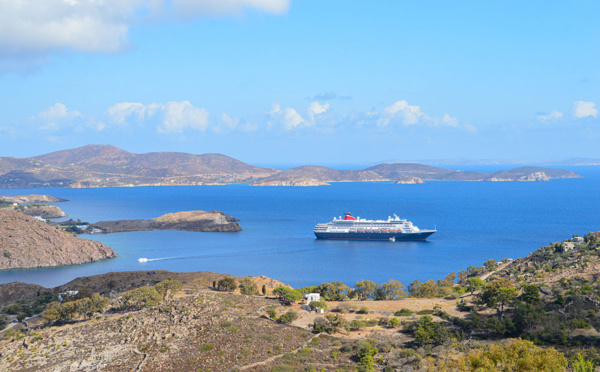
xmin=170 ymin=0 xmax=289 ymax=18
xmin=213 ymin=113 xmax=239 ymax=134
xmin=537 ymin=111 xmax=563 ymax=122
xmin=0 ymin=0 xmax=290 ymax=65
xmin=107 ymin=102 xmax=159 ymax=125
xmin=378 ymin=100 xmax=424 ymax=127
xmin=37 ymin=103 xmax=81 ymax=120
xmin=308 ymin=101 xmax=329 ymax=122
xmin=268 ymin=102 xmax=306 ymax=129
xmin=158 ymin=101 xmax=209 ymax=133
xmin=107 ymin=101 xmax=209 ymax=133
xmin=573 ymin=101 xmax=598 ymax=119
xmin=441 ymin=113 xmax=459 ymax=127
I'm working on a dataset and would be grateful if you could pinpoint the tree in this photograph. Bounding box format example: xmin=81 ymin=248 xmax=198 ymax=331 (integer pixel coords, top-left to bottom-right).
xmin=356 ymin=340 xmax=379 ymax=372
xmin=324 ymin=313 xmax=350 ymax=334
xmin=388 ymin=317 xmax=400 ymax=328
xmin=355 ymin=280 xmax=378 ymax=300
xmin=121 ymin=286 xmax=162 ymax=310
xmin=262 ymin=284 xmax=267 ymax=296
xmin=408 ymin=280 xmax=439 ymax=298
xmin=272 ymin=286 xmax=302 ymax=305
xmin=479 ymin=279 xmax=517 ymax=319
xmin=484 ymin=259 xmax=497 ymax=272
xmin=310 ymin=298 xmax=327 ymax=312
xmin=217 ymin=277 xmax=237 ymax=292
xmin=376 ymin=279 xmax=407 ymax=300
xmin=513 ymin=303 xmax=543 ymax=334
xmin=466 ymin=277 xmax=486 ymax=294
xmin=155 ymin=279 xmax=183 ymax=301
xmin=239 ymin=277 xmax=259 ymax=295
xmin=413 ymin=315 xmax=449 ymax=346
xmin=519 ymin=284 xmax=541 ymax=305
xmin=316 ymin=281 xmax=349 ymax=301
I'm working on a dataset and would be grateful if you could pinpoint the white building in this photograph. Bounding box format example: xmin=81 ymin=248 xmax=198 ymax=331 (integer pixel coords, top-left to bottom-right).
xmin=302 ymin=293 xmax=323 ymax=312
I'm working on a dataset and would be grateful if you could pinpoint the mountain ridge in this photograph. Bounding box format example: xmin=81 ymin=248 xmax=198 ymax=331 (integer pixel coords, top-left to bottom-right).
xmin=0 ymin=145 xmax=583 ymax=188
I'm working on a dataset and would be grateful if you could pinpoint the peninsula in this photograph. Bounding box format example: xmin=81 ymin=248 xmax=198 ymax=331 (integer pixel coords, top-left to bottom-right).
xmin=86 ymin=210 xmax=241 ymax=234
xmin=0 ymin=145 xmax=582 ymax=188
xmin=0 ymin=210 xmax=116 ymax=270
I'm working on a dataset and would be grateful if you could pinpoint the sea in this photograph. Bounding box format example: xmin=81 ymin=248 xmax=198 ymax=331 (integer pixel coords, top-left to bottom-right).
xmin=1 ymin=165 xmax=599 ymax=289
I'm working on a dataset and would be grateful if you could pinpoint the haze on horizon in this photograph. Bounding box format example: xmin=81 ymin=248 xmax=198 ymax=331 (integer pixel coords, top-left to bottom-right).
xmin=0 ymin=0 xmax=598 ymax=165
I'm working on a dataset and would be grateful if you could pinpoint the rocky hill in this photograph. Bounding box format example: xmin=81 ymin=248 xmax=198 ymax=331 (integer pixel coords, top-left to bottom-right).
xmin=88 ymin=210 xmax=241 ymax=233
xmin=0 ymin=145 xmax=582 ymax=188
xmin=0 ymin=145 xmax=279 ymax=188
xmin=252 ymin=163 xmax=581 ymax=186
xmin=0 ymin=210 xmax=116 ymax=270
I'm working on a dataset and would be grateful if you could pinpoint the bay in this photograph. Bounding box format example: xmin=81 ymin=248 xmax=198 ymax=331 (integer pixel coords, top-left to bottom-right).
xmin=1 ymin=166 xmax=599 ymax=289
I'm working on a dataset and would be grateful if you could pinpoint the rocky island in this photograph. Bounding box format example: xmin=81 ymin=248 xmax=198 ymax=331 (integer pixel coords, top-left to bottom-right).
xmin=86 ymin=210 xmax=241 ymax=234
xmin=252 ymin=163 xmax=582 ymax=186
xmin=0 ymin=145 xmax=582 ymax=188
xmin=0 ymin=210 xmax=116 ymax=270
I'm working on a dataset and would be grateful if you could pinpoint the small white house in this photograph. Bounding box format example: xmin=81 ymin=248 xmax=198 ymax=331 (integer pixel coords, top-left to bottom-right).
xmin=301 ymin=293 xmax=322 ymax=312
xmin=58 ymin=290 xmax=79 ymax=302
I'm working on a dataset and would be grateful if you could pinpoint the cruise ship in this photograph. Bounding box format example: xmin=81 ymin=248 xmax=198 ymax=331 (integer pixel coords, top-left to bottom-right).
xmin=314 ymin=212 xmax=436 ymax=241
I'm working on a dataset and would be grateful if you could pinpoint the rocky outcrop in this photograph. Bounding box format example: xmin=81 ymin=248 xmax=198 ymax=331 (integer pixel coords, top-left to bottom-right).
xmin=488 ymin=172 xmax=550 ymax=182
xmin=0 ymin=194 xmax=68 ymax=203
xmin=0 ymin=210 xmax=116 ymax=270
xmin=394 ymin=176 xmax=424 ymax=184
xmin=88 ymin=210 xmax=241 ymax=233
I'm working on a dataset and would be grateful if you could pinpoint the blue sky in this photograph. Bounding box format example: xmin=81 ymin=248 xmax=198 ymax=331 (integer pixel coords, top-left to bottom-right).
xmin=0 ymin=0 xmax=598 ymax=165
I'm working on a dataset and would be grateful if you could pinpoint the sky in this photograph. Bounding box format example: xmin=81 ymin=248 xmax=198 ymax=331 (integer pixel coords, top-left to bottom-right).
xmin=0 ymin=0 xmax=599 ymax=165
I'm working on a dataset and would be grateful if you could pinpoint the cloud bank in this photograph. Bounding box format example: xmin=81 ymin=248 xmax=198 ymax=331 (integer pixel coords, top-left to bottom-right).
xmin=0 ymin=0 xmax=290 ymax=64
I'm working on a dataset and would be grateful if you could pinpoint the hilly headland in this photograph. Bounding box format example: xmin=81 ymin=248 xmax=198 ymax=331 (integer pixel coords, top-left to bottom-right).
xmin=85 ymin=210 xmax=241 ymax=234
xmin=1 ymin=231 xmax=599 ymax=370
xmin=0 ymin=144 xmax=582 ymax=188
xmin=0 ymin=210 xmax=116 ymax=270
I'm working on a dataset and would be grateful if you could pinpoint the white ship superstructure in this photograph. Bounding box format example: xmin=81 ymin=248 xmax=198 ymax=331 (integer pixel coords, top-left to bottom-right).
xmin=314 ymin=212 xmax=436 ymax=241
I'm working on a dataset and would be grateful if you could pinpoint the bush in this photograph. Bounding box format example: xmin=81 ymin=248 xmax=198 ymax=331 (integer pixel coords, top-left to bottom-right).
xmin=121 ymin=286 xmax=162 ymax=310
xmin=217 ymin=277 xmax=238 ymax=292
xmin=394 ymin=308 xmax=413 ymax=316
xmin=278 ymin=311 xmax=298 ymax=324
xmin=357 ymin=306 xmax=369 ymax=314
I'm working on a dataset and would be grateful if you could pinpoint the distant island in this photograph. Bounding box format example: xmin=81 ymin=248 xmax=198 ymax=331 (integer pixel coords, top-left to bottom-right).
xmin=0 ymin=210 xmax=115 ymax=270
xmin=0 ymin=144 xmax=582 ymax=188
xmin=84 ymin=210 xmax=241 ymax=234
xmin=252 ymin=163 xmax=580 ymax=186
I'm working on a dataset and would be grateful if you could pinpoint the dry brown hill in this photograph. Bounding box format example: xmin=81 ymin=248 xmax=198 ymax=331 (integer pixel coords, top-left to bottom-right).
xmin=0 ymin=145 xmax=279 ymax=188
xmin=0 ymin=210 xmax=116 ymax=270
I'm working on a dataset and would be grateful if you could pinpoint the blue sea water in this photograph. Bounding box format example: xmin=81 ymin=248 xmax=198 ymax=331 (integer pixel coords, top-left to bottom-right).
xmin=1 ymin=166 xmax=599 ymax=289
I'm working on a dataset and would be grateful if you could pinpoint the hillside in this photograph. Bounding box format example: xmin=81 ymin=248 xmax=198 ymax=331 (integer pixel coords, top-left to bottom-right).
xmin=0 ymin=145 xmax=582 ymax=188
xmin=0 ymin=210 xmax=116 ymax=270
xmin=0 ymin=145 xmax=279 ymax=188
xmin=1 ymin=232 xmax=600 ymax=370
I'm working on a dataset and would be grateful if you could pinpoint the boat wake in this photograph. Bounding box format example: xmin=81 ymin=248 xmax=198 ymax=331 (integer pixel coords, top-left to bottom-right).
xmin=137 ymin=257 xmax=168 ymax=263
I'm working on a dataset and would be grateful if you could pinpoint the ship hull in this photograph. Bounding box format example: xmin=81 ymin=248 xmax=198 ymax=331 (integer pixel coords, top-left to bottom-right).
xmin=314 ymin=230 xmax=435 ymax=241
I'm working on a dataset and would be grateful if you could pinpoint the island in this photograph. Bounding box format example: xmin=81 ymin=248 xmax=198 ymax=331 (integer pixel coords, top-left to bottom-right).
xmin=0 ymin=144 xmax=583 ymax=188
xmin=0 ymin=210 xmax=116 ymax=270
xmin=84 ymin=210 xmax=241 ymax=234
